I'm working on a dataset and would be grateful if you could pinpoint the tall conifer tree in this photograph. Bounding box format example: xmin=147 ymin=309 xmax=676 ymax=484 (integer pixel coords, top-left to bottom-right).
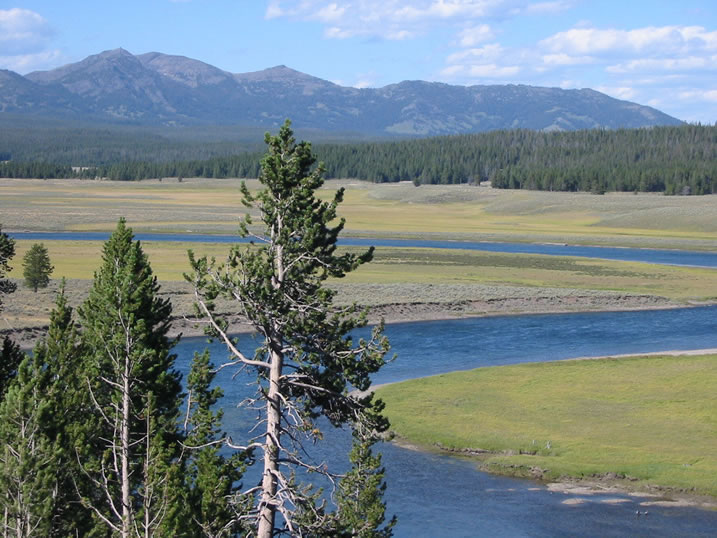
xmin=0 ymin=351 xmax=57 ymax=537
xmin=0 ymin=284 xmax=84 ymax=536
xmin=78 ymin=218 xmax=183 ymax=537
xmin=22 ymin=243 xmax=53 ymax=292
xmin=180 ymin=349 xmax=251 ymax=537
xmin=188 ymin=120 xmax=394 ymax=536
xmin=0 ymin=225 xmax=21 ymax=401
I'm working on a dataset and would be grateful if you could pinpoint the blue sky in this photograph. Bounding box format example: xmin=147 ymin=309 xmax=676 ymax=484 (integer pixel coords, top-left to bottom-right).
xmin=1 ymin=1 xmax=716 ymax=123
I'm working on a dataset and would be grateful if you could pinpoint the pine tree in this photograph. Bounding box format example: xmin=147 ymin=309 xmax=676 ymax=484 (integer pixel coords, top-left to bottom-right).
xmin=334 ymin=397 xmax=396 ymax=537
xmin=180 ymin=349 xmax=251 ymax=537
xmin=0 ymin=225 xmax=16 ymax=305
xmin=33 ymin=283 xmax=95 ymax=535
xmin=22 ymin=243 xmax=53 ymax=292
xmin=0 ymin=225 xmax=20 ymax=401
xmin=188 ymin=120 xmax=394 ymax=536
xmin=0 ymin=284 xmax=89 ymax=536
xmin=0 ymin=352 xmax=57 ymax=537
xmin=78 ymin=218 xmax=183 ymax=537
xmin=0 ymin=336 xmax=23 ymax=399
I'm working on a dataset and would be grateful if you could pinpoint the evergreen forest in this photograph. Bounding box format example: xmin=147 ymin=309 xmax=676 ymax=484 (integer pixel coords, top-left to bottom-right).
xmin=1 ymin=124 xmax=715 ymax=195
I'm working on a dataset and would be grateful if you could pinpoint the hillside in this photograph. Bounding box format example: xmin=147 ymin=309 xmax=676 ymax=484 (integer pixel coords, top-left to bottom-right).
xmin=1 ymin=48 xmax=682 ymax=136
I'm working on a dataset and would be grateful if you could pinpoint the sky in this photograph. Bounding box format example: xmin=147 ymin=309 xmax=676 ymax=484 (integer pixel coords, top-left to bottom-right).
xmin=0 ymin=1 xmax=716 ymax=124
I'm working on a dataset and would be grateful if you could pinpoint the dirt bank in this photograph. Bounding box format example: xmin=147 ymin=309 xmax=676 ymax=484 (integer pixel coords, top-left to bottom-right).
xmin=2 ymin=280 xmax=695 ymax=349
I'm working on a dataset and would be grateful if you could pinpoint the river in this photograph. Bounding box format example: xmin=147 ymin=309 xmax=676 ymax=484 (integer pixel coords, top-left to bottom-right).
xmin=9 ymin=232 xmax=717 ymax=268
xmin=10 ymin=231 xmax=717 ymax=533
xmin=174 ymin=306 xmax=717 ymax=537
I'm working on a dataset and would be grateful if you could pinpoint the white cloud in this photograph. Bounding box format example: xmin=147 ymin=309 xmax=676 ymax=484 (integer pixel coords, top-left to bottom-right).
xmin=0 ymin=8 xmax=54 ymax=56
xmin=265 ymin=1 xmax=527 ymax=41
xmin=395 ymin=0 xmax=499 ymax=20
xmin=679 ymin=89 xmax=717 ymax=103
xmin=264 ymin=2 xmax=717 ymax=122
xmin=0 ymin=8 xmax=63 ymax=73
xmin=0 ymin=49 xmax=63 ymax=73
xmin=265 ymin=2 xmax=285 ymax=19
xmin=542 ymin=53 xmax=594 ymax=66
xmin=523 ymin=1 xmax=572 ymax=14
xmin=440 ymin=65 xmax=466 ymax=76
xmin=540 ymin=25 xmax=717 ymax=56
xmin=386 ymin=29 xmax=414 ymax=41
xmin=441 ymin=62 xmax=520 ymax=79
xmin=607 ymin=56 xmax=712 ymax=73
xmin=458 ymin=24 xmax=494 ymax=47
xmin=530 ymin=23 xmax=717 ymax=121
xmin=325 ymin=26 xmax=354 ymax=39
xmin=447 ymin=43 xmax=504 ymax=63
xmin=468 ymin=63 xmax=520 ymax=77
xmin=315 ymin=3 xmax=346 ymax=23
xmin=443 ymin=43 xmax=523 ymax=81
xmin=354 ymin=79 xmax=375 ymax=89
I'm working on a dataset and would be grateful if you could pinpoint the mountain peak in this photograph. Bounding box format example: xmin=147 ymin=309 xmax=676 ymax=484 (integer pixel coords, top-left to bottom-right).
xmin=137 ymin=52 xmax=232 ymax=88
xmin=8 ymin=49 xmax=683 ymax=133
xmin=234 ymin=64 xmax=324 ymax=83
xmin=97 ymin=47 xmax=133 ymax=58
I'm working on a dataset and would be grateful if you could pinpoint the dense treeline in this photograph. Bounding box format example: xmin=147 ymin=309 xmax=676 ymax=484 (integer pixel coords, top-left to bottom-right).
xmin=0 ymin=123 xmax=239 ymax=164
xmin=0 ymin=116 xmax=367 ymax=164
xmin=2 ymin=124 xmax=715 ymax=194
xmin=316 ymin=125 xmax=717 ymax=195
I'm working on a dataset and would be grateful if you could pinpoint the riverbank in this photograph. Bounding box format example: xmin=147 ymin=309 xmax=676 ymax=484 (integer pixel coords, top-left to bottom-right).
xmin=374 ymin=351 xmax=717 ymax=509
xmin=2 ymin=277 xmax=688 ymax=348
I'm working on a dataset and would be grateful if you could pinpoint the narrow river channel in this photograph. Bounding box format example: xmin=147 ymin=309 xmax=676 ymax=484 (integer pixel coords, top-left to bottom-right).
xmin=9 ymin=232 xmax=717 ymax=268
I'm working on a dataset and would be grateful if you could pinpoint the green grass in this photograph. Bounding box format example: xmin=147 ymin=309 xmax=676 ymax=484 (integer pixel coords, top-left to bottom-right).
xmin=2 ymin=178 xmax=717 ymax=250
xmin=375 ymin=354 xmax=717 ymax=496
xmin=9 ymin=241 xmax=717 ymax=302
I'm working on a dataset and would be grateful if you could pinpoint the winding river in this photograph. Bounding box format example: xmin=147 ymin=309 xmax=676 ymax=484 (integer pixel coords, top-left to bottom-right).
xmin=174 ymin=306 xmax=717 ymax=537
xmin=11 ymin=231 xmax=717 ymax=534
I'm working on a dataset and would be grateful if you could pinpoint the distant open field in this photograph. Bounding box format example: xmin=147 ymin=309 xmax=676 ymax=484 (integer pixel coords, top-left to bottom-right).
xmin=7 ymin=241 xmax=717 ymax=301
xmin=375 ymin=353 xmax=717 ymax=499
xmin=2 ymin=178 xmax=717 ymax=250
xmin=2 ymin=178 xmax=715 ymax=345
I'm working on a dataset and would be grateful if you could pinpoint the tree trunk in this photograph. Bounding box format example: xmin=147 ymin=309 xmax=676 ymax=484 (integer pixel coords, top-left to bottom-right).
xmin=121 ymin=354 xmax=131 ymax=538
xmin=257 ymin=343 xmax=283 ymax=538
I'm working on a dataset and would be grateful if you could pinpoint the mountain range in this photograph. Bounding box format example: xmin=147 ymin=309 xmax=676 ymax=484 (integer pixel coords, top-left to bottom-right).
xmin=0 ymin=48 xmax=682 ymax=136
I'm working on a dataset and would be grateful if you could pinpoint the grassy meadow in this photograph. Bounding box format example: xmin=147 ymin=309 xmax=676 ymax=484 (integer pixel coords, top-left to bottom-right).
xmin=2 ymin=178 xmax=717 ymax=249
xmin=7 ymin=240 xmax=717 ymax=302
xmin=375 ymin=354 xmax=717 ymax=497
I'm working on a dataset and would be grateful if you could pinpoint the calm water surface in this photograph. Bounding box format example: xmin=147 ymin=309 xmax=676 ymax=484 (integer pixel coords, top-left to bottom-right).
xmin=10 ymin=232 xmax=717 ymax=268
xmin=174 ymin=307 xmax=717 ymax=537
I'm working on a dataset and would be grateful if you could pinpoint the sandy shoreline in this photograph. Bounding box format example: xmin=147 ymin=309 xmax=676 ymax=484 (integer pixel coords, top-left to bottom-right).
xmin=165 ymin=290 xmax=687 ymax=339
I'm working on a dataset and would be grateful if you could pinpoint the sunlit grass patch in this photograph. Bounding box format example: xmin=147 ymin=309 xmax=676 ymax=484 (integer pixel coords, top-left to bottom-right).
xmin=3 ymin=179 xmax=716 ymax=250
xmin=9 ymin=241 xmax=717 ymax=302
xmin=376 ymin=354 xmax=717 ymax=496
